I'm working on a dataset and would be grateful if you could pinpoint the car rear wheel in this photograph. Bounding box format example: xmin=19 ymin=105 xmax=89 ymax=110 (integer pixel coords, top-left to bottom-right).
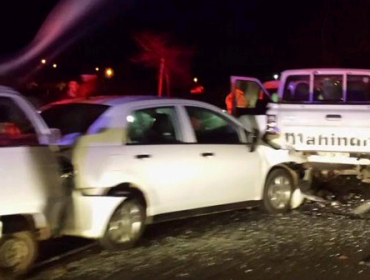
xmin=100 ymin=199 xmax=146 ymax=251
xmin=0 ymin=231 xmax=38 ymax=278
xmin=263 ymin=169 xmax=294 ymax=214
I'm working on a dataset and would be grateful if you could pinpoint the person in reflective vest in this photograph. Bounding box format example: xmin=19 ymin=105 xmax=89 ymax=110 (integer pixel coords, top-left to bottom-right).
xmin=225 ymin=88 xmax=247 ymax=114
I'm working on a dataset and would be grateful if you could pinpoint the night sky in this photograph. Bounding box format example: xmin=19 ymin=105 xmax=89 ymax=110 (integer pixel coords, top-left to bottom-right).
xmin=1 ymin=0 xmax=370 ymax=104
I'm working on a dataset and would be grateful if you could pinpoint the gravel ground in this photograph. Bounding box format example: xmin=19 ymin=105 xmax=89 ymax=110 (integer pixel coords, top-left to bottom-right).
xmin=27 ymin=203 xmax=370 ymax=280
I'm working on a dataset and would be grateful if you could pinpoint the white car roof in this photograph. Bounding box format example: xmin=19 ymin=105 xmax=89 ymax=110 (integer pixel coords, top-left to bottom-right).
xmin=40 ymin=95 xmax=223 ymax=112
xmin=41 ymin=95 xmax=157 ymax=107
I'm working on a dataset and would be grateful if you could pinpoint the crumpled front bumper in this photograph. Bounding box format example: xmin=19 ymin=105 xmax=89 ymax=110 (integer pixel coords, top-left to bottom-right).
xmin=61 ymin=191 xmax=127 ymax=239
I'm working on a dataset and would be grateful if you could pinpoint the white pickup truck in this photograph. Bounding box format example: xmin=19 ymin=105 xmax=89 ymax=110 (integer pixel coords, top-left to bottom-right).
xmin=0 ymin=86 xmax=66 ymax=278
xmin=231 ymin=68 xmax=370 ymax=193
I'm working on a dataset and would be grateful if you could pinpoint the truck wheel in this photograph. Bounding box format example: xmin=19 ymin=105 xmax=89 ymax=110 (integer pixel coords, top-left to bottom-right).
xmin=100 ymin=199 xmax=146 ymax=251
xmin=263 ymin=169 xmax=294 ymax=214
xmin=0 ymin=231 xmax=38 ymax=278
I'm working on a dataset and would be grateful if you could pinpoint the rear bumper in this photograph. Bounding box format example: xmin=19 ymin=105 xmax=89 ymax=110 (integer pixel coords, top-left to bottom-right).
xmin=61 ymin=191 xmax=127 ymax=239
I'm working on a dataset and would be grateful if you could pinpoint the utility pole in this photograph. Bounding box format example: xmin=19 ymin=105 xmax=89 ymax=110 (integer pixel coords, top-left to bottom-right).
xmin=165 ymin=69 xmax=170 ymax=97
xmin=158 ymin=58 xmax=165 ymax=97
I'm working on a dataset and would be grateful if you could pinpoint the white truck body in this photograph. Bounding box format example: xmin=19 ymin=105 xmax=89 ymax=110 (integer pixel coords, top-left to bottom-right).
xmin=266 ymin=69 xmax=370 ymax=167
xmin=0 ymin=86 xmax=68 ymax=277
xmin=0 ymin=87 xmax=65 ymax=235
xmin=230 ymin=69 xmax=370 ymax=183
xmin=269 ymin=69 xmax=370 ymax=147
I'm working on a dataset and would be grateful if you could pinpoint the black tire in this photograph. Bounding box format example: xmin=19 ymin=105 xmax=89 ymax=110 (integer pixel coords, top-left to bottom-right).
xmin=100 ymin=199 xmax=146 ymax=251
xmin=263 ymin=168 xmax=294 ymax=214
xmin=0 ymin=231 xmax=38 ymax=279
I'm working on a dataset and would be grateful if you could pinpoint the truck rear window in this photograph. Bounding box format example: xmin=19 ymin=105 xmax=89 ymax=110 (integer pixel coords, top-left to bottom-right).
xmin=313 ymin=75 xmax=343 ymax=102
xmin=282 ymin=74 xmax=370 ymax=103
xmin=347 ymin=75 xmax=370 ymax=102
xmin=283 ymin=75 xmax=310 ymax=102
xmin=40 ymin=103 xmax=109 ymax=136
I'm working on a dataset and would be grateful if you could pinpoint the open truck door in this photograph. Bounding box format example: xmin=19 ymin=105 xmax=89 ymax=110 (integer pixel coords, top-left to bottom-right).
xmin=229 ymin=76 xmax=276 ymax=133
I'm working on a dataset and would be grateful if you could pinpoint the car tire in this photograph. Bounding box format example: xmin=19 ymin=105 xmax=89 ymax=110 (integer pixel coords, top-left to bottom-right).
xmin=0 ymin=231 xmax=38 ymax=278
xmin=100 ymin=199 xmax=146 ymax=251
xmin=263 ymin=168 xmax=294 ymax=214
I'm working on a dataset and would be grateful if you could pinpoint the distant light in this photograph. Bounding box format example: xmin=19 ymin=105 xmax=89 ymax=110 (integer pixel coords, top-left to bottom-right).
xmin=126 ymin=115 xmax=135 ymax=123
xmin=53 ymin=64 xmax=57 ymax=68
xmin=41 ymin=59 xmax=46 ymax=64
xmin=105 ymin=68 xmax=114 ymax=78
xmin=193 ymin=77 xmax=198 ymax=83
xmin=95 ymin=67 xmax=100 ymax=72
xmin=273 ymin=74 xmax=279 ymax=80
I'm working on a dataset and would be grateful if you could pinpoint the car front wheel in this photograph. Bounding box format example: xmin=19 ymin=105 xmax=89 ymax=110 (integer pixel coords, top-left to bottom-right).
xmin=263 ymin=168 xmax=294 ymax=214
xmin=100 ymin=199 xmax=146 ymax=251
xmin=0 ymin=231 xmax=38 ymax=278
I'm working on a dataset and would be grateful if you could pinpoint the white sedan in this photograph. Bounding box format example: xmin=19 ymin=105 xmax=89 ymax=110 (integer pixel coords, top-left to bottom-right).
xmin=40 ymin=96 xmax=305 ymax=249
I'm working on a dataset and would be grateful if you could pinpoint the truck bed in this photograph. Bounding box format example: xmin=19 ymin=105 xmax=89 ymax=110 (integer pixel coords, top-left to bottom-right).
xmin=268 ymin=103 xmax=370 ymax=153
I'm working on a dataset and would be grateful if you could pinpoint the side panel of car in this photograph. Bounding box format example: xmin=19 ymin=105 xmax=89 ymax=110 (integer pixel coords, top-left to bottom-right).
xmin=177 ymin=105 xmax=264 ymax=204
xmin=117 ymin=104 xmax=211 ymax=215
xmin=71 ymin=101 xmax=266 ymax=220
xmin=70 ymin=105 xmax=187 ymax=216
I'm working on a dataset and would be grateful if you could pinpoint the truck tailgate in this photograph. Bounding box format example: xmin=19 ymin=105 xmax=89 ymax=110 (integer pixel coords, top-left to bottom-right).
xmin=269 ymin=104 xmax=370 ymax=153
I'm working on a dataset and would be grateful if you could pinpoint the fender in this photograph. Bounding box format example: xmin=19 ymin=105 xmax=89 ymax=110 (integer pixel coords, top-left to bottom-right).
xmin=61 ymin=191 xmax=128 ymax=239
xmin=81 ymin=170 xmax=159 ymax=217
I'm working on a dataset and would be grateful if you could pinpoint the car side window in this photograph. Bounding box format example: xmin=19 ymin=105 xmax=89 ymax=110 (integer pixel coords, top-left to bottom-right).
xmin=127 ymin=106 xmax=181 ymax=145
xmin=185 ymin=106 xmax=242 ymax=144
xmin=0 ymin=97 xmax=39 ymax=147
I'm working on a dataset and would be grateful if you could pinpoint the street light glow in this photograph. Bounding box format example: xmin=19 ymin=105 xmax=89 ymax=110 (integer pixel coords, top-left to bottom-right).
xmin=105 ymin=68 xmax=114 ymax=78
xmin=193 ymin=77 xmax=198 ymax=83
xmin=41 ymin=59 xmax=46 ymax=64
xmin=53 ymin=64 xmax=57 ymax=68
xmin=273 ymin=74 xmax=279 ymax=80
xmin=95 ymin=67 xmax=100 ymax=71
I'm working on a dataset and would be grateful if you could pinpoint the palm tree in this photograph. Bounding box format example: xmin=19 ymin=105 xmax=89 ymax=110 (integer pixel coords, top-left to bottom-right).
xmin=133 ymin=32 xmax=193 ymax=97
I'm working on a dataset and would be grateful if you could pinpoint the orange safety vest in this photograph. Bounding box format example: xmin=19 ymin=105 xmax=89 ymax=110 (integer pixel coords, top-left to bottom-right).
xmin=225 ymin=89 xmax=247 ymax=114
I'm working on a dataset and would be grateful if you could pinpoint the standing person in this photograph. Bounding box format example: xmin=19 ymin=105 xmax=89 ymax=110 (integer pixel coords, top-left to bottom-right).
xmin=65 ymin=80 xmax=80 ymax=99
xmin=78 ymin=74 xmax=98 ymax=99
xmin=225 ymin=87 xmax=247 ymax=114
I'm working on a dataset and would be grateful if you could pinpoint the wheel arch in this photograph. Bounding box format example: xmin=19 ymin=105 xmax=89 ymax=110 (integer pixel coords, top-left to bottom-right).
xmin=1 ymin=214 xmax=37 ymax=234
xmin=106 ymin=182 xmax=149 ymax=210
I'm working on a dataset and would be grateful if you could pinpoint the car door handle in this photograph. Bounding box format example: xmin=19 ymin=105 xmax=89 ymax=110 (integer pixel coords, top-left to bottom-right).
xmin=135 ymin=154 xmax=151 ymax=159
xmin=201 ymin=152 xmax=214 ymax=157
xmin=326 ymin=114 xmax=341 ymax=121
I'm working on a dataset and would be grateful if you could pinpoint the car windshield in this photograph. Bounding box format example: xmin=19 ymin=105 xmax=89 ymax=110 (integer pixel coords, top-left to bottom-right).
xmin=40 ymin=103 xmax=110 ymax=136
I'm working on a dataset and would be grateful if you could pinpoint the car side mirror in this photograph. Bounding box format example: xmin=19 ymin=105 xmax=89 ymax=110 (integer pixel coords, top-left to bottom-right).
xmin=49 ymin=128 xmax=61 ymax=144
xmin=247 ymin=128 xmax=259 ymax=152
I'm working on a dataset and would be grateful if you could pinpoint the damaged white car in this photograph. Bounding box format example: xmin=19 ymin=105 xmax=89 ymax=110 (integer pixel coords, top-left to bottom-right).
xmin=40 ymin=96 xmax=307 ymax=249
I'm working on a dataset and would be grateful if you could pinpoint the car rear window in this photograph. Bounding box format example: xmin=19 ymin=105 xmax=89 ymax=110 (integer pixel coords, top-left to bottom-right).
xmin=40 ymin=103 xmax=110 ymax=136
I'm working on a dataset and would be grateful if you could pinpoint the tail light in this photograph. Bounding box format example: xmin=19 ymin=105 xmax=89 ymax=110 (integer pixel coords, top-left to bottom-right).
xmin=266 ymin=114 xmax=279 ymax=135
